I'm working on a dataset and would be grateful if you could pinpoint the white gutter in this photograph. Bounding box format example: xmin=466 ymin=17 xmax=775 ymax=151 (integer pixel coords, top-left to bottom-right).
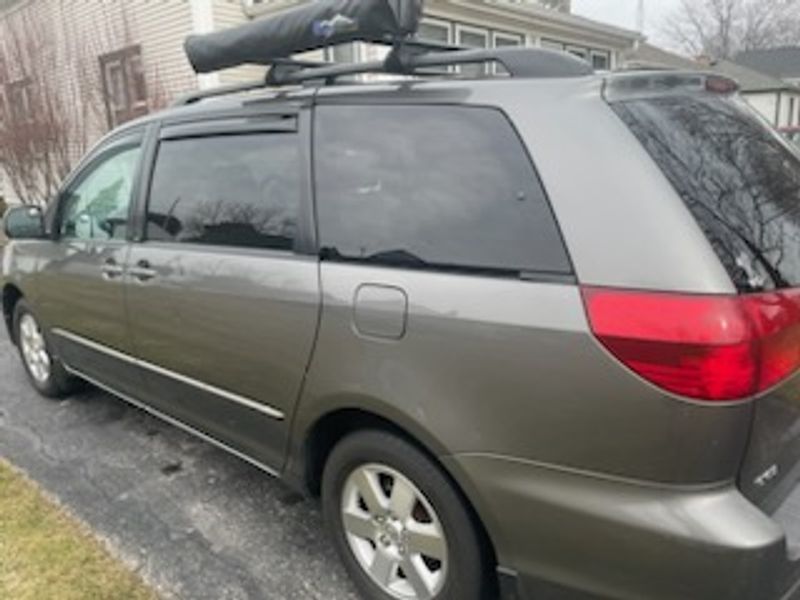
xmin=443 ymin=0 xmax=643 ymax=45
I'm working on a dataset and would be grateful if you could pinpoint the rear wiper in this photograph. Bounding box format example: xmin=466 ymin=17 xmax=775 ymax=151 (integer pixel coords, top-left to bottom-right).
xmin=361 ymin=249 xmax=429 ymax=268
xmin=320 ymin=246 xmax=430 ymax=268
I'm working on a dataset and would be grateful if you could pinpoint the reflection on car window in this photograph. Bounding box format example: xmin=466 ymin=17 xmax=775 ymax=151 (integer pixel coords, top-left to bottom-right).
xmin=146 ymin=134 xmax=300 ymax=251
xmin=60 ymin=145 xmax=141 ymax=241
xmin=613 ymin=95 xmax=800 ymax=292
xmin=314 ymin=104 xmax=571 ymax=275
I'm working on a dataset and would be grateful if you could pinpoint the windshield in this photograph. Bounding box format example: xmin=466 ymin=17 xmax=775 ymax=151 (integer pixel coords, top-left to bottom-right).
xmin=611 ymin=93 xmax=800 ymax=292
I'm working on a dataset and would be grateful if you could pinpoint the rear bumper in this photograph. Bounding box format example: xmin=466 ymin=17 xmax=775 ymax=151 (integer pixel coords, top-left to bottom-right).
xmin=446 ymin=454 xmax=796 ymax=600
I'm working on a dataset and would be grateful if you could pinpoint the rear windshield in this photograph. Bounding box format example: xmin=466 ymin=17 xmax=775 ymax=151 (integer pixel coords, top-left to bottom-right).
xmin=611 ymin=94 xmax=800 ymax=292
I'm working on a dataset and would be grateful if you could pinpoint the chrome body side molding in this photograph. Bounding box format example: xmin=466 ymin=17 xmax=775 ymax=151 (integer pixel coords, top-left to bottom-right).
xmin=52 ymin=328 xmax=285 ymax=421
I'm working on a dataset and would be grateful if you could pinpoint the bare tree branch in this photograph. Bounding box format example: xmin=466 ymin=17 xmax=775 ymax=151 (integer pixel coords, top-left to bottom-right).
xmin=663 ymin=0 xmax=800 ymax=59
xmin=0 ymin=1 xmax=172 ymax=205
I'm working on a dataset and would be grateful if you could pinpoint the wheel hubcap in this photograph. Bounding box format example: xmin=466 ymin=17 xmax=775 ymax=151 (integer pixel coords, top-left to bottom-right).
xmin=341 ymin=464 xmax=448 ymax=600
xmin=19 ymin=314 xmax=51 ymax=384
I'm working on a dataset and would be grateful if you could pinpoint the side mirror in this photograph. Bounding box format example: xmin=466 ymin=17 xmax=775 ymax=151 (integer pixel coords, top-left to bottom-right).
xmin=3 ymin=205 xmax=46 ymax=240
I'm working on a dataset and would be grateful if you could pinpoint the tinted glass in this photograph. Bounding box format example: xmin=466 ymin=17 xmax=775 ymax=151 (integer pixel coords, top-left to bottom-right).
xmin=147 ymin=134 xmax=301 ymax=250
xmin=613 ymin=95 xmax=800 ymax=291
xmin=315 ymin=105 xmax=571 ymax=275
xmin=61 ymin=144 xmax=140 ymax=241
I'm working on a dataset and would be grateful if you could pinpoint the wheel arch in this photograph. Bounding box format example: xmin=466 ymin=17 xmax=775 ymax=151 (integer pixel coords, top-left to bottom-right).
xmin=1 ymin=283 xmax=23 ymax=344
xmin=294 ymin=401 xmax=500 ymax=585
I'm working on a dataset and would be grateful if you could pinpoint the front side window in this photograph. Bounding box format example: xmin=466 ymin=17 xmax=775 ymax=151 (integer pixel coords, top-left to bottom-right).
xmin=60 ymin=143 xmax=141 ymax=241
xmin=315 ymin=105 xmax=571 ymax=276
xmin=146 ymin=133 xmax=301 ymax=251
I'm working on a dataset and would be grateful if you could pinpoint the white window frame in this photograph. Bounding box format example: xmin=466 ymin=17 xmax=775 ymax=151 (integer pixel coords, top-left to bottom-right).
xmin=566 ymin=45 xmax=589 ymax=60
xmin=493 ymin=31 xmax=524 ymax=48
xmin=417 ymin=17 xmax=453 ymax=46
xmin=324 ymin=42 xmax=359 ymax=63
xmin=455 ymin=23 xmax=489 ymax=76
xmin=455 ymin=23 xmax=489 ymax=49
xmin=492 ymin=31 xmax=525 ymax=74
xmin=541 ymin=38 xmax=565 ymax=51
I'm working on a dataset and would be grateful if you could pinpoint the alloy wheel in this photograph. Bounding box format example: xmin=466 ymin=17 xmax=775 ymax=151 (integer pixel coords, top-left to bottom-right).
xmin=341 ymin=463 xmax=448 ymax=600
xmin=19 ymin=313 xmax=51 ymax=384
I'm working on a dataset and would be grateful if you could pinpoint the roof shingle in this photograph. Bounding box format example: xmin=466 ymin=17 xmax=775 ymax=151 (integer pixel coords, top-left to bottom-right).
xmin=735 ymin=47 xmax=800 ymax=79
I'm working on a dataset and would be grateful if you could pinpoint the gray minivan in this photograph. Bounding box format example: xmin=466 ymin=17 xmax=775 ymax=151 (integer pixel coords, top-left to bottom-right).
xmin=4 ymin=47 xmax=800 ymax=600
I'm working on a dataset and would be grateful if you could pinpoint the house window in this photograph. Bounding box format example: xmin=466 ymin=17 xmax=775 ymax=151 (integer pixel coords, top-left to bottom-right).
xmin=324 ymin=43 xmax=358 ymax=63
xmin=591 ymin=50 xmax=611 ymax=70
xmin=492 ymin=32 xmax=524 ymax=74
xmin=417 ymin=19 xmax=451 ymax=45
xmin=493 ymin=31 xmax=524 ymax=48
xmin=566 ymin=45 xmax=589 ymax=60
xmin=456 ymin=25 xmax=489 ymax=76
xmin=6 ymin=79 xmax=34 ymax=123
xmin=99 ymin=45 xmax=148 ymax=129
xmin=541 ymin=39 xmax=565 ymax=51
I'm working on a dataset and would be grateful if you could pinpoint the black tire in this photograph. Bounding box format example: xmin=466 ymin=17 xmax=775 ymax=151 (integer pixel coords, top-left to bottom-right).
xmin=13 ymin=299 xmax=75 ymax=398
xmin=322 ymin=429 xmax=492 ymax=600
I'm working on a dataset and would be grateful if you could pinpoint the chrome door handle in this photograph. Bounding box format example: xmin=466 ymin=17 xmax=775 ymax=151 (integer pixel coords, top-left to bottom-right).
xmin=101 ymin=258 xmax=124 ymax=279
xmin=129 ymin=260 xmax=157 ymax=282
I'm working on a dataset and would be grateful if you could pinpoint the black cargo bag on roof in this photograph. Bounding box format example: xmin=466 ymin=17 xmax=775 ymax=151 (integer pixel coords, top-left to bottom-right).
xmin=185 ymin=0 xmax=424 ymax=74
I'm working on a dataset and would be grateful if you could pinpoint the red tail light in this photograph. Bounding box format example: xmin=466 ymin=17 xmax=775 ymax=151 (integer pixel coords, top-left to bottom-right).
xmin=581 ymin=287 xmax=800 ymax=402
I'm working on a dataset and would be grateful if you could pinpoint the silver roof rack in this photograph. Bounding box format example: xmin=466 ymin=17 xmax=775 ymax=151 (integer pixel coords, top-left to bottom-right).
xmin=173 ymin=42 xmax=594 ymax=107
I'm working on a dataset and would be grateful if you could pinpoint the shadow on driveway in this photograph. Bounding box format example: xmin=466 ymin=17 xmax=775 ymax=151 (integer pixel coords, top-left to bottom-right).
xmin=0 ymin=335 xmax=359 ymax=600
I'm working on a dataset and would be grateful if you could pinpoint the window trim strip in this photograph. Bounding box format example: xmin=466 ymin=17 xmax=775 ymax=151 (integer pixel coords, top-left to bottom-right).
xmin=52 ymin=328 xmax=285 ymax=421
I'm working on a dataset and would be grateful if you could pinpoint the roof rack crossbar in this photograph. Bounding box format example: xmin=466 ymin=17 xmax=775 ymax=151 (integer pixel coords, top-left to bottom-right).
xmin=172 ymin=57 xmax=327 ymax=106
xmin=172 ymin=44 xmax=593 ymax=107
xmin=270 ymin=45 xmax=593 ymax=86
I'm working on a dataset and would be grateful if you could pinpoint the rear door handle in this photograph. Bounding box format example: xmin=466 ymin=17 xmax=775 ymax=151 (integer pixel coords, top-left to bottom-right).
xmin=129 ymin=259 xmax=157 ymax=282
xmin=101 ymin=258 xmax=124 ymax=280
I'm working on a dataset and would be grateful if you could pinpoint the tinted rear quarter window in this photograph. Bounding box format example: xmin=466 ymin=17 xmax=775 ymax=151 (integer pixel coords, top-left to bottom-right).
xmin=611 ymin=94 xmax=800 ymax=292
xmin=147 ymin=133 xmax=301 ymax=250
xmin=314 ymin=104 xmax=571 ymax=276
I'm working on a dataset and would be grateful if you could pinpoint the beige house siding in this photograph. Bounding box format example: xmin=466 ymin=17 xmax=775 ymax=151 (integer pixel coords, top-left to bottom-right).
xmin=0 ymin=0 xmax=201 ymax=204
xmin=0 ymin=0 xmax=199 ymax=138
xmin=212 ymin=0 xmax=265 ymax=85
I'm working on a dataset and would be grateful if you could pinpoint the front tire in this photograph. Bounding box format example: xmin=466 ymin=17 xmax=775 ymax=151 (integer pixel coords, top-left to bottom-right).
xmin=13 ymin=300 xmax=74 ymax=398
xmin=322 ymin=430 xmax=491 ymax=600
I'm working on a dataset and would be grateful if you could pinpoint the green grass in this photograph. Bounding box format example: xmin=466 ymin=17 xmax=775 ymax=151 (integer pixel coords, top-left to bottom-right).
xmin=0 ymin=459 xmax=157 ymax=600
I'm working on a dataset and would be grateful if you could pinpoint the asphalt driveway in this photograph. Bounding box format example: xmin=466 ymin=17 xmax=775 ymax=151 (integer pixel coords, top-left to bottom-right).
xmin=0 ymin=332 xmax=359 ymax=600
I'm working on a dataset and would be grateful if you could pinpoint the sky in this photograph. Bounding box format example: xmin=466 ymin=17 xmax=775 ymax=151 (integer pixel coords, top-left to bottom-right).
xmin=571 ymin=0 xmax=683 ymax=47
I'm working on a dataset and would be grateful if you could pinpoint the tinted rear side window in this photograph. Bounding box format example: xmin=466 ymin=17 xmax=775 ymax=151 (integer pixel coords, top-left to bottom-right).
xmin=314 ymin=105 xmax=571 ymax=276
xmin=612 ymin=94 xmax=800 ymax=292
xmin=147 ymin=133 xmax=301 ymax=250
